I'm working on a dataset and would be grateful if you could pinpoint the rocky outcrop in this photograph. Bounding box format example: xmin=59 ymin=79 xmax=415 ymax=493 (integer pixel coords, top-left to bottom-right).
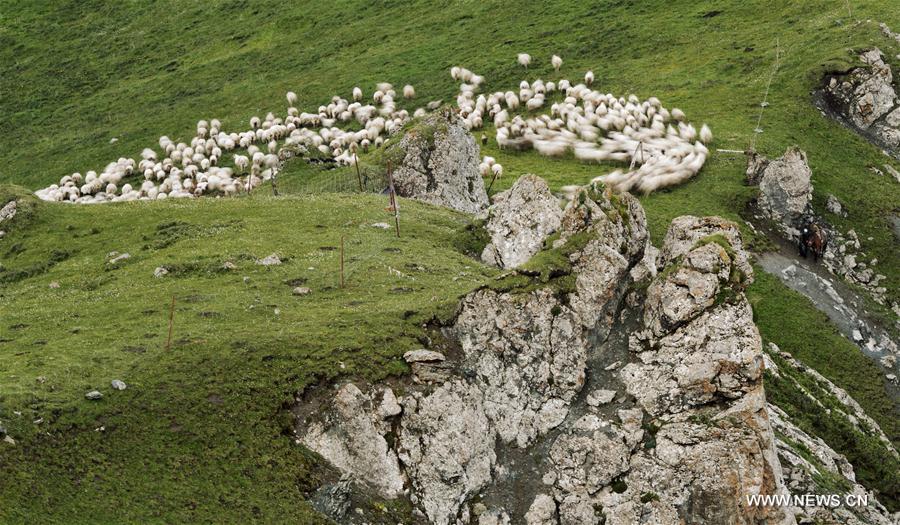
xmin=481 ymin=175 xmax=563 ymax=269
xmin=765 ymin=343 xmax=897 ymax=459
xmin=299 ymin=383 xmax=405 ymax=498
xmin=389 ymin=108 xmax=489 ymax=214
xmin=747 ymin=147 xmax=813 ymax=234
xmin=297 ymin=182 xmax=800 ymax=524
xmin=769 ymin=404 xmax=897 ymax=525
xmin=597 ymin=217 xmax=792 ymax=524
xmin=398 ymin=380 xmax=496 ymax=523
xmin=822 ymin=48 xmax=900 ymax=155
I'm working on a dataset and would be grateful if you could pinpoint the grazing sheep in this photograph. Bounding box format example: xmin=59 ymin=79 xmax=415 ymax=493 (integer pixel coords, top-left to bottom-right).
xmin=552 ymin=54 xmax=562 ymax=71
xmin=517 ymin=53 xmax=531 ymax=69
xmin=36 ymin=57 xmax=710 ymax=205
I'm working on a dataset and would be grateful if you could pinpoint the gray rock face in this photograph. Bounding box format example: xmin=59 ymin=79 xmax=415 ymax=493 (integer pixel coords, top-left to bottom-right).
xmin=453 ymin=288 xmax=587 ymax=448
xmin=391 ymin=109 xmax=489 ymax=214
xmin=769 ymin=404 xmax=896 ymax=525
xmin=832 ymin=49 xmax=896 ymax=129
xmin=397 ymin=381 xmax=496 ymax=525
xmin=481 ymin=175 xmax=563 ymax=268
xmin=603 ymin=216 xmax=794 ymax=525
xmin=300 ymin=384 xmax=404 ymax=499
xmin=298 ymin=203 xmax=801 ymax=525
xmin=823 ymin=48 xmax=900 ymax=155
xmin=749 ymin=147 xmax=813 ymax=230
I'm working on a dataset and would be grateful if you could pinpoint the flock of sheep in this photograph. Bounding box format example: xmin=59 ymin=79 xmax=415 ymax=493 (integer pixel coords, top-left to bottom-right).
xmin=35 ymin=54 xmax=711 ymax=204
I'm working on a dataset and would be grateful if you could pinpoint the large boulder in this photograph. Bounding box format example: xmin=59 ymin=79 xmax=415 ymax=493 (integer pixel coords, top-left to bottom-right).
xmin=823 ymin=48 xmax=900 ymax=151
xmin=481 ymin=175 xmax=563 ymax=269
xmin=749 ymin=147 xmax=813 ymax=230
xmin=389 ymin=108 xmax=489 ymax=214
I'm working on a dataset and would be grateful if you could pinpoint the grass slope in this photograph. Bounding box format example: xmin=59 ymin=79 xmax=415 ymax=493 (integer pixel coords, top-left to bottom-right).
xmin=0 ymin=192 xmax=491 ymax=523
xmin=2 ymin=0 xmax=900 ymax=520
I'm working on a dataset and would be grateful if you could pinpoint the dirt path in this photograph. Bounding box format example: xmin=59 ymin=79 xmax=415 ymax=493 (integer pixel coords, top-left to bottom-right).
xmin=753 ymin=228 xmax=899 ymax=399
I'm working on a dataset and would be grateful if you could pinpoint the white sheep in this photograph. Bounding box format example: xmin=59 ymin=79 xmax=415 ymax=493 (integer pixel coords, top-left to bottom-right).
xmin=287 ymin=91 xmax=298 ymax=106
xmin=552 ymin=54 xmax=562 ymax=71
xmin=517 ymin=53 xmax=531 ymax=69
xmin=403 ymin=85 xmax=415 ymax=99
xmin=584 ymin=70 xmax=594 ymax=85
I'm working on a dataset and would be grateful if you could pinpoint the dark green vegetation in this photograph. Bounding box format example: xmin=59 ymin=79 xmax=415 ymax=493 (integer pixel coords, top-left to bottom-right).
xmin=2 ymin=0 xmax=900 ymax=521
xmin=750 ymin=270 xmax=900 ymax=509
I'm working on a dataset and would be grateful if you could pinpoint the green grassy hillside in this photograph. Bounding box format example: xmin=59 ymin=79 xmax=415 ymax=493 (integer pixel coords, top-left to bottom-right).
xmin=0 ymin=190 xmax=491 ymax=523
xmin=2 ymin=0 xmax=900 ymax=521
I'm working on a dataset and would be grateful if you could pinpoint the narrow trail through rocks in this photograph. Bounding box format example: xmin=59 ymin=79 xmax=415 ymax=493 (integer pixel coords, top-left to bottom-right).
xmin=752 ymin=224 xmax=900 ymax=406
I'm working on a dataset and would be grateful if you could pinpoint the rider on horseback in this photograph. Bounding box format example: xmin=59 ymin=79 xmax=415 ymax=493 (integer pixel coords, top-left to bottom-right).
xmin=799 ymin=219 xmax=827 ymax=262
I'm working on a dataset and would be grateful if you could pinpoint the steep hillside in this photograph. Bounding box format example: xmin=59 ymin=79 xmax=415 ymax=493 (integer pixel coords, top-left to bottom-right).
xmin=1 ymin=1 xmax=899 ymax=523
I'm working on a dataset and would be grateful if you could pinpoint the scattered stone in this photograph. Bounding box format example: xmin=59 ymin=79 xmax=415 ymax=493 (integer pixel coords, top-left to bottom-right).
xmin=222 ymin=261 xmax=237 ymax=270
xmin=0 ymin=200 xmax=17 ymax=223
xmin=825 ymin=194 xmax=846 ymax=216
xmin=371 ymin=222 xmax=391 ymax=229
xmin=389 ymin=108 xmax=489 ymax=214
xmin=292 ymin=286 xmax=312 ymax=296
xmin=883 ymin=164 xmax=900 ymax=183
xmin=3 ymin=436 xmax=14 ymax=446
xmin=402 ymin=349 xmax=446 ymax=363
xmin=852 ymin=329 xmax=863 ymax=341
xmin=111 ymin=379 xmax=127 ymax=391
xmin=108 ymin=252 xmax=131 ymax=265
xmin=586 ymin=389 xmax=616 ymax=407
xmin=480 ymin=174 xmax=563 ymax=268
xmin=242 ymin=276 xmax=250 ymax=283
xmin=153 ymin=267 xmax=168 ymax=278
xmin=256 ymin=253 xmax=281 ymax=266
xmin=378 ymin=388 xmax=402 ymax=419
xmin=0 ymin=425 xmax=6 ymax=438
xmin=48 ymin=281 xmax=60 ymax=289
xmin=85 ymin=390 xmax=103 ymax=400
xmin=748 ymin=147 xmax=813 ymax=232
xmin=0 ymin=231 xmax=5 ymax=239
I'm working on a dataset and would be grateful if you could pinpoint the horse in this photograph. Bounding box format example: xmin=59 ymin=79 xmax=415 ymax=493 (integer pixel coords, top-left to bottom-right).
xmin=799 ymin=223 xmax=827 ymax=262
